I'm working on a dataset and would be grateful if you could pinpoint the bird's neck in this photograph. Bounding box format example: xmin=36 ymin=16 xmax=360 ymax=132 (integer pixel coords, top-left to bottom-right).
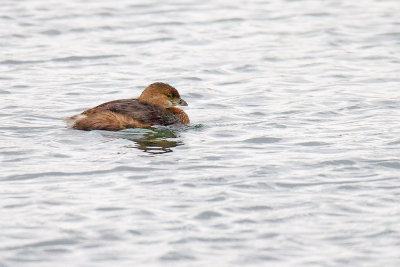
xmin=167 ymin=107 xmax=190 ymax=124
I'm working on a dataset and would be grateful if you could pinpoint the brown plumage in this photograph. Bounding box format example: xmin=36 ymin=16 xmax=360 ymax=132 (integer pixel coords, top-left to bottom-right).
xmin=64 ymin=82 xmax=189 ymax=131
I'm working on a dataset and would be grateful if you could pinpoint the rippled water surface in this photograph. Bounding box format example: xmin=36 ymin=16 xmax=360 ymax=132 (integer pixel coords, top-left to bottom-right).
xmin=1 ymin=0 xmax=400 ymax=266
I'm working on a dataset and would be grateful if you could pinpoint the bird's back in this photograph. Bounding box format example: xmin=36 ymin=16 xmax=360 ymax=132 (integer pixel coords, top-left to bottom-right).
xmin=82 ymin=98 xmax=179 ymax=126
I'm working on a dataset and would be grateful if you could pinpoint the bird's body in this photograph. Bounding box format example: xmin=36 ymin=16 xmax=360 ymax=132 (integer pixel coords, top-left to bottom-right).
xmin=64 ymin=82 xmax=189 ymax=131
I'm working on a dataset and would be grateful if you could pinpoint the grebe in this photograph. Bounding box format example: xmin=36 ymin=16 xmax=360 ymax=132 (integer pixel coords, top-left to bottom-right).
xmin=64 ymin=82 xmax=189 ymax=131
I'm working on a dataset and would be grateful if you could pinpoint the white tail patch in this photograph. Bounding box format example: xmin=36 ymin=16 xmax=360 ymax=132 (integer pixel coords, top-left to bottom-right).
xmin=63 ymin=114 xmax=87 ymax=128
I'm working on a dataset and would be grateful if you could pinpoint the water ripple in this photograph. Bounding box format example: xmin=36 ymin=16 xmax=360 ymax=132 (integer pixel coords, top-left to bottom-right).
xmin=1 ymin=0 xmax=400 ymax=266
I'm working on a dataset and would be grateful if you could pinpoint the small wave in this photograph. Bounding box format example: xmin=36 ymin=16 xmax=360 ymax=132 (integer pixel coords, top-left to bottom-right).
xmin=2 ymin=166 xmax=158 ymax=181
xmin=243 ymin=137 xmax=281 ymax=144
xmin=194 ymin=211 xmax=223 ymax=220
xmin=52 ymin=55 xmax=123 ymax=62
xmin=0 ymin=59 xmax=45 ymax=65
xmin=112 ymin=37 xmax=174 ymax=45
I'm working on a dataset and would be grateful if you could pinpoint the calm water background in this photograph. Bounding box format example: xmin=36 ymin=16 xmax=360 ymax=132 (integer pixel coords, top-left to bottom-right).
xmin=1 ymin=0 xmax=400 ymax=266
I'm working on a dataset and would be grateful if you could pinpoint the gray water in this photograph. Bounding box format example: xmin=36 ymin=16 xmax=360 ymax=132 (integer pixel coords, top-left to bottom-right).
xmin=1 ymin=0 xmax=400 ymax=266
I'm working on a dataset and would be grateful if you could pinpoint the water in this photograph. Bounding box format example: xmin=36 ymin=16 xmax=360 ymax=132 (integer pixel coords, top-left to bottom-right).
xmin=1 ymin=0 xmax=400 ymax=266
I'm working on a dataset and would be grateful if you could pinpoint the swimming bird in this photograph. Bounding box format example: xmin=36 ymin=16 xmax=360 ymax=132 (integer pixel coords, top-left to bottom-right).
xmin=64 ymin=82 xmax=189 ymax=131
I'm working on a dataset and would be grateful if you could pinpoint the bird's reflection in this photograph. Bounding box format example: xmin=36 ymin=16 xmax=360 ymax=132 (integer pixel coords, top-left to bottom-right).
xmin=102 ymin=127 xmax=183 ymax=154
xmin=127 ymin=129 xmax=182 ymax=154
